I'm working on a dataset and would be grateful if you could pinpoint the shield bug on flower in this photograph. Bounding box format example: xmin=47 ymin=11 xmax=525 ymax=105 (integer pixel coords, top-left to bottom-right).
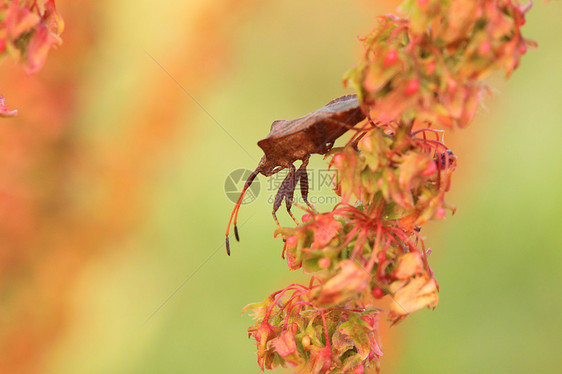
xmin=225 ymin=94 xmax=366 ymax=255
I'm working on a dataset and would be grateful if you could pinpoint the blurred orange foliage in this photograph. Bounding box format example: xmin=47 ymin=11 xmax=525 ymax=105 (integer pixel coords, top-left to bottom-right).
xmin=0 ymin=0 xmax=260 ymax=372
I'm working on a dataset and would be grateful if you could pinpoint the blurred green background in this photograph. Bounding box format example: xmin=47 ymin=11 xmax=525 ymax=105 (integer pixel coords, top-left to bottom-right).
xmin=1 ymin=0 xmax=561 ymax=373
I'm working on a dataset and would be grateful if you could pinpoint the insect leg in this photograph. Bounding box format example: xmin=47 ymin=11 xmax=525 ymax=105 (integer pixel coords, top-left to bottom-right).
xmin=272 ymin=168 xmax=294 ymax=227
xmin=286 ymin=207 xmax=299 ymax=225
xmin=225 ymin=167 xmax=260 ymax=255
xmin=297 ymin=156 xmax=314 ymax=210
xmin=272 ymin=187 xmax=285 ymax=228
xmin=283 ymin=165 xmax=299 ymax=225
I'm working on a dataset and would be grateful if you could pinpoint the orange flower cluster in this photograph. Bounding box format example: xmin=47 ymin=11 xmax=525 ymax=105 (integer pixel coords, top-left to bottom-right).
xmin=244 ymin=1 xmax=534 ymax=373
xmin=246 ymin=127 xmax=456 ymax=371
xmin=346 ymin=0 xmax=535 ymax=128
xmin=0 ymin=0 xmax=63 ymax=111
xmin=332 ymin=125 xmax=456 ymax=226
xmin=244 ymin=282 xmax=383 ymax=374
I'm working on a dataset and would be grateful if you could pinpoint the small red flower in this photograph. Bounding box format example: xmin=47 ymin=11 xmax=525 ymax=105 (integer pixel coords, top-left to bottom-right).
xmin=372 ymin=287 xmax=384 ymax=299
xmin=405 ymin=79 xmax=420 ymax=96
xmin=383 ymin=49 xmax=398 ymax=67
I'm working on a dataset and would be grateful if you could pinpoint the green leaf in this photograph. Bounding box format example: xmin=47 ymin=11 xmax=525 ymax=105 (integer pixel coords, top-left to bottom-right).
xmin=337 ymin=314 xmax=371 ymax=360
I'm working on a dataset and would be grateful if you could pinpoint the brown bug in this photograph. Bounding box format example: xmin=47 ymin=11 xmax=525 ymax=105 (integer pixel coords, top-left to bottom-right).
xmin=225 ymin=94 xmax=366 ymax=255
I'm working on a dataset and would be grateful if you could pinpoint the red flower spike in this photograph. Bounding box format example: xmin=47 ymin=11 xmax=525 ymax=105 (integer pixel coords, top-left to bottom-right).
xmin=244 ymin=0 xmax=534 ymax=371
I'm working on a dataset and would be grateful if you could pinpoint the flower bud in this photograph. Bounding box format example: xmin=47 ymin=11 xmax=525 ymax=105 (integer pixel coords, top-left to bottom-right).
xmin=383 ymin=49 xmax=398 ymax=67
xmin=332 ymin=153 xmax=345 ymax=169
xmin=286 ymin=236 xmax=297 ymax=248
xmin=360 ymin=135 xmax=374 ymax=152
xmin=373 ymin=287 xmax=384 ymax=299
xmin=318 ymin=257 xmax=331 ymax=269
xmin=405 ymin=79 xmax=420 ymax=96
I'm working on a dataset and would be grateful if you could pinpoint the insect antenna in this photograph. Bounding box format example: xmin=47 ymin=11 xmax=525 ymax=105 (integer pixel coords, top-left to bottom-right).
xmin=225 ymin=167 xmax=260 ymax=255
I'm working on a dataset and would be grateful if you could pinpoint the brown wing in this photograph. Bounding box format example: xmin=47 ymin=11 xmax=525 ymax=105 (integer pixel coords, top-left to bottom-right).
xmin=323 ymin=94 xmax=359 ymax=108
xmin=265 ymin=94 xmax=361 ymax=140
xmin=257 ymin=94 xmax=365 ymax=164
